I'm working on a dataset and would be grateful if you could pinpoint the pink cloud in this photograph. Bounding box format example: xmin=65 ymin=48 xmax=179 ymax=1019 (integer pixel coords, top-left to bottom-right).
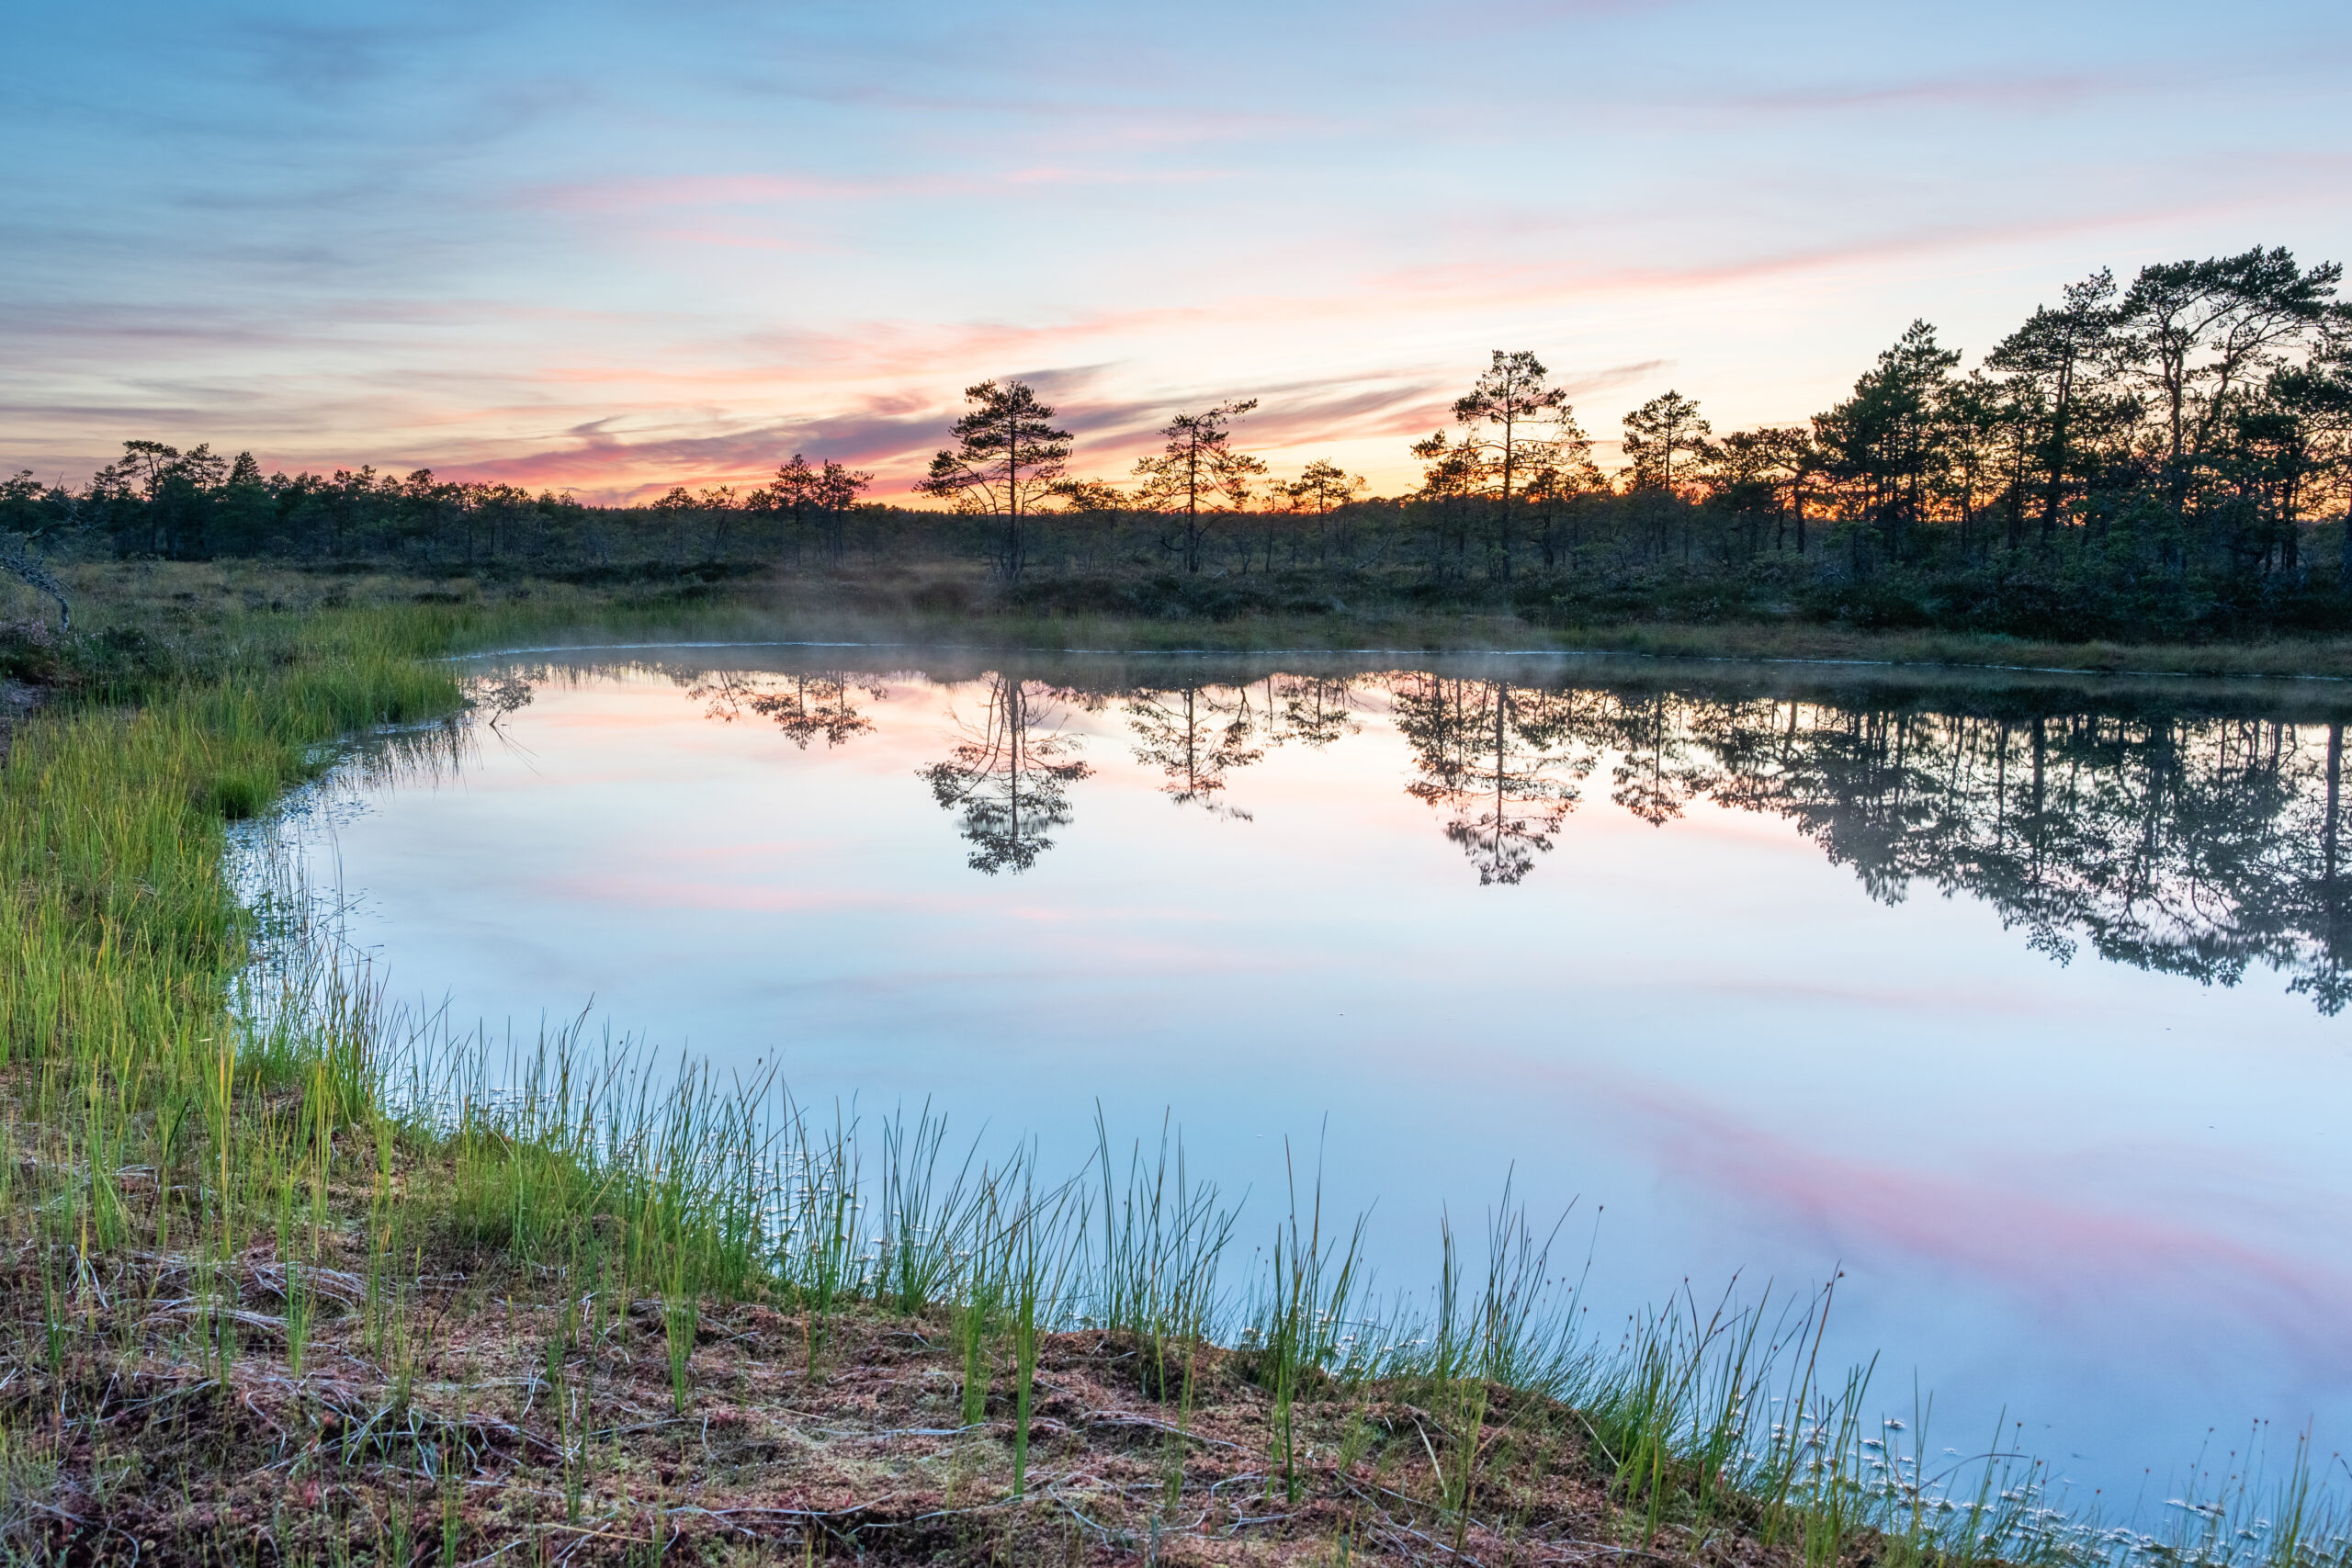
xmin=408 ymin=359 xmax=1480 ymax=502
xmin=1591 ymin=1071 xmax=2352 ymax=1363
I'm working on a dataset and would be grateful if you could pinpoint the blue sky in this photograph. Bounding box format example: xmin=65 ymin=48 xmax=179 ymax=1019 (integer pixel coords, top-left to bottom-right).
xmin=6 ymin=0 xmax=2348 ymax=500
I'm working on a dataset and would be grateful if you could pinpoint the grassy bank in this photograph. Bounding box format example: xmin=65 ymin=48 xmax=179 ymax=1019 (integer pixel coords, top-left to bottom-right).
xmin=22 ymin=559 xmax=2352 ymax=682
xmin=0 ymin=567 xmax=2344 ymax=1564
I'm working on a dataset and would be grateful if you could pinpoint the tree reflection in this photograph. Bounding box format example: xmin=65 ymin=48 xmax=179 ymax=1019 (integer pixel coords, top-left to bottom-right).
xmin=1124 ymin=682 xmax=1264 ymax=816
xmin=1649 ymin=696 xmax=2352 ymax=1010
xmin=684 ymin=670 xmax=881 ymax=749
xmin=1388 ymin=676 xmax=1593 ymax=884
xmin=671 ymin=653 xmax=2352 ymax=1009
xmin=1378 ymin=674 xmax=2352 ymax=1000
xmin=920 ymin=674 xmax=1093 ymax=874
xmin=1595 ymin=693 xmax=1719 ymax=828
xmin=2295 ymin=724 xmax=2352 ymax=1013
xmin=1262 ymin=673 xmax=1363 ymax=750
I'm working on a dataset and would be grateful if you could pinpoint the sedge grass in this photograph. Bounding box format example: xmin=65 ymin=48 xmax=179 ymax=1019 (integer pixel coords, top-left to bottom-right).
xmin=2 ymin=586 xmax=2347 ymax=1564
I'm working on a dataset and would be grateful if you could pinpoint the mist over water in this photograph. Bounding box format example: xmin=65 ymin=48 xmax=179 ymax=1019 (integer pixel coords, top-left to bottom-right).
xmin=287 ymin=645 xmax=2352 ymax=1507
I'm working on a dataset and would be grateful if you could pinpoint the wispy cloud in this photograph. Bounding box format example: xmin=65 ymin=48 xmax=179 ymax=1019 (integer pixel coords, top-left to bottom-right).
xmin=1599 ymin=1073 xmax=2352 ymax=1363
xmin=8 ymin=0 xmax=2346 ymax=500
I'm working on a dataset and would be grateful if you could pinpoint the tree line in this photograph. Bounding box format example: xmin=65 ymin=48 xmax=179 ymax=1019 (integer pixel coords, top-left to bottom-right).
xmin=673 ymin=658 xmax=2352 ymax=1012
xmin=7 ymin=243 xmax=2349 ymax=640
xmin=0 ymin=446 xmax=877 ymax=580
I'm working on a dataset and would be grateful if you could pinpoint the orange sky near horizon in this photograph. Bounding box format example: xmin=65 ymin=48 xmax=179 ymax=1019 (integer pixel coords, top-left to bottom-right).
xmin=6 ymin=1 xmax=2349 ymax=507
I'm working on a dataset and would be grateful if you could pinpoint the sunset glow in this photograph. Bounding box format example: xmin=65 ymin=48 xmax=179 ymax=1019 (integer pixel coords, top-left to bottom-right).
xmin=8 ymin=1 xmax=2348 ymax=501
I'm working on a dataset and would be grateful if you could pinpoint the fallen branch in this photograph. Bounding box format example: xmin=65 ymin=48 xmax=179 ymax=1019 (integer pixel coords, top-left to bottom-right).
xmin=0 ymin=534 xmax=69 ymax=631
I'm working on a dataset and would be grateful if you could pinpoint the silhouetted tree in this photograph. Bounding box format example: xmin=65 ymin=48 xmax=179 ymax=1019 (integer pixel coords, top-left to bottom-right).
xmin=1281 ymin=459 xmax=1364 ymax=566
xmin=2120 ymin=246 xmax=2344 ymax=525
xmin=1048 ymin=479 xmax=1126 ymax=513
xmin=813 ymin=459 xmax=873 ymax=568
xmin=1132 ymin=400 xmax=1265 ymax=574
xmin=649 ymin=486 xmax=699 ymax=565
xmin=1622 ymin=391 xmax=1713 ymax=494
xmin=1620 ymin=391 xmax=1716 ymax=562
xmin=1708 ymin=427 xmax=1815 ymax=558
xmin=918 ymin=380 xmax=1075 ymax=581
xmin=1285 ymin=459 xmax=1363 ymax=515
xmin=756 ymin=455 xmax=821 ymax=567
xmin=1412 ymin=353 xmax=1600 ymax=580
xmin=1814 ymin=321 xmax=1960 ymax=565
xmin=744 ymin=457 xmax=867 ymax=566
xmin=1985 ymin=269 xmax=2121 ymax=544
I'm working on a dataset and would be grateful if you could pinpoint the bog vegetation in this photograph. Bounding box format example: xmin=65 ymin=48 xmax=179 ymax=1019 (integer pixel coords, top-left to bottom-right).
xmin=8 ymin=246 xmax=2352 ymax=644
xmin=0 ymin=573 xmax=2343 ymax=1562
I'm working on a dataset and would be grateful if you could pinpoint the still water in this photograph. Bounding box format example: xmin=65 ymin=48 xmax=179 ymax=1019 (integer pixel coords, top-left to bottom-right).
xmin=291 ymin=645 xmax=2352 ymax=1506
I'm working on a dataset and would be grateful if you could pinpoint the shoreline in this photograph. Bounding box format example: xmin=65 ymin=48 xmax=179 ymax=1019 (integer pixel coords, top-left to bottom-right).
xmin=0 ymin=568 xmax=2342 ymax=1563
xmin=24 ymin=558 xmax=2352 ymax=683
xmin=442 ymin=630 xmax=2352 ymax=684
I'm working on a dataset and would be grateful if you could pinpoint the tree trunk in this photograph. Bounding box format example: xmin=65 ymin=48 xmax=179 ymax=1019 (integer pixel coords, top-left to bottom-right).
xmin=2326 ymin=725 xmax=2343 ymax=959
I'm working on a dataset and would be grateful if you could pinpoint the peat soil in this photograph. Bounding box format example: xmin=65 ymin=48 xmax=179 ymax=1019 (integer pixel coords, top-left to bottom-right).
xmin=0 ymin=1237 xmax=1796 ymax=1566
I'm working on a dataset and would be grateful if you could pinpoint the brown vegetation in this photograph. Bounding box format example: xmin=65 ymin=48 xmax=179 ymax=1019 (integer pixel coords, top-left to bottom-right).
xmin=0 ymin=1221 xmax=1789 ymax=1565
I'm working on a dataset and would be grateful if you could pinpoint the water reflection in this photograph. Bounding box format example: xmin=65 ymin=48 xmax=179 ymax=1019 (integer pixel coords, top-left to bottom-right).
xmin=1734 ymin=705 xmax=2352 ymax=1010
xmin=300 ymin=647 xmax=2352 ymax=1504
xmin=1124 ymin=682 xmax=1263 ymax=817
xmin=1262 ymin=673 xmax=1363 ymax=750
xmin=917 ymin=674 xmax=1092 ymax=874
xmin=1391 ymin=677 xmax=1594 ymax=884
xmin=656 ymin=657 xmax=2352 ymax=1009
xmin=682 ymin=670 xmax=883 ymax=749
xmin=1570 ymin=690 xmax=2352 ymax=1008
xmin=1600 ymin=693 xmax=1719 ymax=827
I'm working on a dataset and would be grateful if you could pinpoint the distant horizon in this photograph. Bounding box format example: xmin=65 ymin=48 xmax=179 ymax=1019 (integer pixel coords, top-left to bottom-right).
xmin=12 ymin=242 xmax=2338 ymax=513
xmin=7 ymin=1 xmax=2349 ymax=503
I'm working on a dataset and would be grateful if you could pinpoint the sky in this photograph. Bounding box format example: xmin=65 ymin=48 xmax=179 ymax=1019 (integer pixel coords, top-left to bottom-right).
xmin=6 ymin=0 xmax=2350 ymax=503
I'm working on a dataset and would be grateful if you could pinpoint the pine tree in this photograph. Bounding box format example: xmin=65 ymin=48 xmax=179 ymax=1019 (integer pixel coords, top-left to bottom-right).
xmin=917 ymin=380 xmax=1074 ymax=580
xmin=1131 ymin=400 xmax=1264 ymax=574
